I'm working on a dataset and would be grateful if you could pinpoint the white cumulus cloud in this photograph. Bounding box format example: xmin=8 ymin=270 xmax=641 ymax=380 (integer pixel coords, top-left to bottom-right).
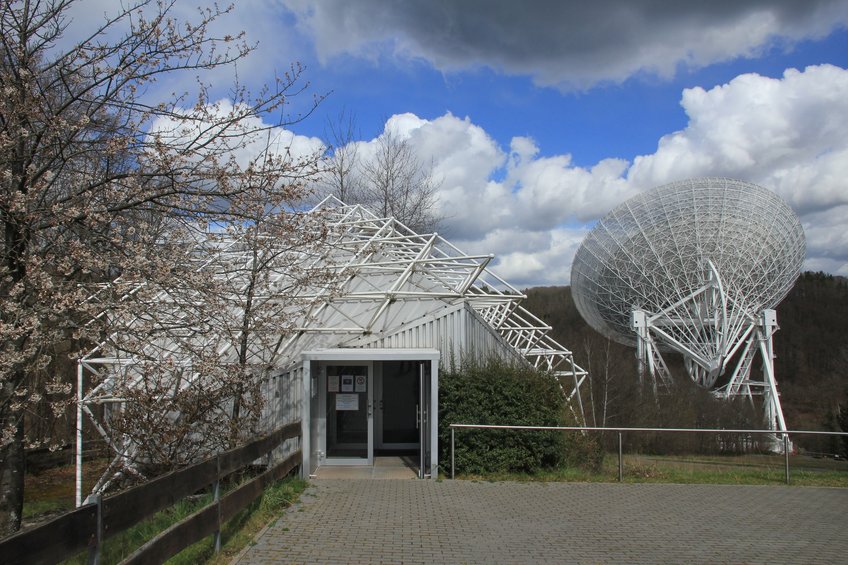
xmin=340 ymin=64 xmax=848 ymax=285
xmin=147 ymin=99 xmax=325 ymax=172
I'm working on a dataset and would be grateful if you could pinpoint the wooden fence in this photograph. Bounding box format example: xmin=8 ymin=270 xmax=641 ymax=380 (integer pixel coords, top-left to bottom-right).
xmin=1 ymin=421 xmax=301 ymax=564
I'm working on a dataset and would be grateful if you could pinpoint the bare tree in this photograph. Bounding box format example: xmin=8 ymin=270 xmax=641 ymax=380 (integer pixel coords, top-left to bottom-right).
xmin=359 ymin=129 xmax=441 ymax=232
xmin=319 ymin=115 xmax=442 ymax=233
xmin=319 ymin=109 xmax=362 ymax=203
xmin=0 ymin=0 xmax=322 ymax=534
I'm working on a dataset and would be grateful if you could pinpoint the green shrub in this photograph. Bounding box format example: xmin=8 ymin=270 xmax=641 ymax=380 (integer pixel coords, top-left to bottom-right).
xmin=439 ymin=358 xmax=573 ymax=475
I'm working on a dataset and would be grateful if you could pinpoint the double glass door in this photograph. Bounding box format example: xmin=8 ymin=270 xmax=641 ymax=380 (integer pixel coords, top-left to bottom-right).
xmin=322 ymin=360 xmax=431 ymax=477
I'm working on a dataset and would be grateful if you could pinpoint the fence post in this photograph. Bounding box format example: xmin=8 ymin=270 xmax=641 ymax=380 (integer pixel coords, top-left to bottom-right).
xmin=214 ymin=455 xmax=222 ymax=554
xmin=618 ymin=432 xmax=623 ymax=482
xmin=451 ymin=427 xmax=455 ymax=480
xmin=784 ymin=434 xmax=790 ymax=485
xmin=87 ymin=493 xmax=102 ymax=565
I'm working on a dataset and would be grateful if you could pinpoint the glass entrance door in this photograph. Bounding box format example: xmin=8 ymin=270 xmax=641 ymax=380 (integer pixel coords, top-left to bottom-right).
xmin=373 ymin=360 xmax=431 ymax=477
xmin=376 ymin=361 xmax=420 ymax=450
xmin=325 ymin=364 xmax=372 ymax=463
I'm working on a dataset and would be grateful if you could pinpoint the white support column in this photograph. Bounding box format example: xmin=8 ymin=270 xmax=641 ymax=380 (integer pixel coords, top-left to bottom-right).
xmin=570 ymin=357 xmax=585 ymax=424
xmin=631 ymin=310 xmax=649 ymax=385
xmin=301 ymin=362 xmax=311 ymax=479
xmin=758 ymin=309 xmax=787 ymax=433
xmin=76 ymin=362 xmax=84 ymax=507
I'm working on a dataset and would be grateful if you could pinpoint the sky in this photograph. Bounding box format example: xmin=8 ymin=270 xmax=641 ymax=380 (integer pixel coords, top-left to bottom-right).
xmin=68 ymin=0 xmax=848 ymax=288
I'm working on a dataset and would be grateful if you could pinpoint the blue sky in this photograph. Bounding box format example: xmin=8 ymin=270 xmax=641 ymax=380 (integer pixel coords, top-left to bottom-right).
xmin=297 ymin=26 xmax=848 ymax=166
xmin=71 ymin=0 xmax=848 ymax=287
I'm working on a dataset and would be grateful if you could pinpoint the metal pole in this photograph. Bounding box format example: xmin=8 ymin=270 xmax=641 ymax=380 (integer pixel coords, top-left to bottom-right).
xmin=618 ymin=432 xmax=623 ymax=482
xmin=214 ymin=456 xmax=221 ymax=553
xmin=76 ymin=363 xmax=84 ymax=508
xmin=451 ymin=427 xmax=455 ymax=480
xmin=784 ymin=434 xmax=790 ymax=485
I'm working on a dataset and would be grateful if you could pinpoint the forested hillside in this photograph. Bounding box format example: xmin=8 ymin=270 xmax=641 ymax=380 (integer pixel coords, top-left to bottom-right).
xmin=523 ymin=272 xmax=848 ymax=453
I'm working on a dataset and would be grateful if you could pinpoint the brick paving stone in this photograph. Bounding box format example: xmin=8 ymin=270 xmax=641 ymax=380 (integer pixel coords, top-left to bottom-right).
xmin=234 ymin=480 xmax=848 ymax=564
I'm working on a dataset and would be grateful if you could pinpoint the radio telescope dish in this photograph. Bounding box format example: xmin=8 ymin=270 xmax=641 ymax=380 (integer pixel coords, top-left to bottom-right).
xmin=571 ymin=177 xmax=805 ymax=433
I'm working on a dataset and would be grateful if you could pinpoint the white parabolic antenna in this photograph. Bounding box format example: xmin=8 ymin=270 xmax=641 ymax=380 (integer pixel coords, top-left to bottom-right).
xmin=571 ymin=177 xmax=805 ymax=432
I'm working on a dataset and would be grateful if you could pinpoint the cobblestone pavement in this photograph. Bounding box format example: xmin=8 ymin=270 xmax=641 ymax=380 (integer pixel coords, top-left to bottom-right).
xmin=235 ymin=480 xmax=847 ymax=564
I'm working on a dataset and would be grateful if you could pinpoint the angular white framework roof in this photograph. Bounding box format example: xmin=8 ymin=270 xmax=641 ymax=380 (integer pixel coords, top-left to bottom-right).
xmin=82 ymin=196 xmax=587 ymax=380
xmin=274 ymin=196 xmax=587 ymax=379
xmin=83 ymin=197 xmax=586 ymax=378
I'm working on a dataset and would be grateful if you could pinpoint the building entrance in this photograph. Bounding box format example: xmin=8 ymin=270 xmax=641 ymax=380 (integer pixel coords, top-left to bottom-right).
xmin=304 ymin=349 xmax=439 ymax=479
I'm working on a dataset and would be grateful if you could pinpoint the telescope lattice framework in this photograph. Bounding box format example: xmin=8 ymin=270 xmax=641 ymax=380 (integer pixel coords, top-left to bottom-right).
xmin=571 ymin=177 xmax=805 ymax=433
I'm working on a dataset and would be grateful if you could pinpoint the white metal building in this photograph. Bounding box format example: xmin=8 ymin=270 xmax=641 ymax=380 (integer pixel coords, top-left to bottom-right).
xmin=77 ymin=197 xmax=586 ymax=498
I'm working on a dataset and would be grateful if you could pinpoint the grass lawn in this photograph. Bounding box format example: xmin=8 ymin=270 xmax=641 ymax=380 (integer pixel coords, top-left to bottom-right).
xmin=60 ymin=476 xmax=307 ymax=565
xmin=22 ymin=458 xmax=110 ymax=526
xmin=21 ymin=460 xmax=306 ymax=564
xmin=454 ymin=452 xmax=848 ymax=487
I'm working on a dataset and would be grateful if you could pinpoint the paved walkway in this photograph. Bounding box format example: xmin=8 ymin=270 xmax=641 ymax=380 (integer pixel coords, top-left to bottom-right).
xmin=311 ymin=457 xmax=418 ymax=480
xmin=235 ymin=479 xmax=847 ymax=564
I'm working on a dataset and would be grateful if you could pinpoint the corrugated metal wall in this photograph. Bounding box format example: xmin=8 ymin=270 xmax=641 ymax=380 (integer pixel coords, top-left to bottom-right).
xmin=359 ymin=302 xmax=523 ymax=371
xmin=261 ymin=365 xmax=303 ymax=463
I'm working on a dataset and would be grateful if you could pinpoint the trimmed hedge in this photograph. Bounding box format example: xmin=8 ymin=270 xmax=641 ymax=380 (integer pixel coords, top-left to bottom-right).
xmin=438 ymin=359 xmax=574 ymax=475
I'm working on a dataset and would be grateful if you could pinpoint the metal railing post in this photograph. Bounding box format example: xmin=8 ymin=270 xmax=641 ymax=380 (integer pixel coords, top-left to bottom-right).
xmin=618 ymin=432 xmax=623 ymax=482
xmin=784 ymin=434 xmax=790 ymax=485
xmin=451 ymin=427 xmax=455 ymax=480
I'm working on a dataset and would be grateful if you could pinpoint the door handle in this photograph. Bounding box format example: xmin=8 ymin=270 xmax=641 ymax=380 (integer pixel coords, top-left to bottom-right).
xmin=415 ymin=404 xmax=419 ymax=429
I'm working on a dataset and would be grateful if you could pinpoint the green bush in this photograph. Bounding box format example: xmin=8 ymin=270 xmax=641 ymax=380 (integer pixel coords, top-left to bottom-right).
xmin=439 ymin=359 xmax=574 ymax=475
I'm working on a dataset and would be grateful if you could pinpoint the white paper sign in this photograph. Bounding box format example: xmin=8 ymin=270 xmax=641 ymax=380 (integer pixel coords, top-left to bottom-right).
xmin=335 ymin=393 xmax=359 ymax=411
xmin=327 ymin=375 xmax=339 ymax=392
xmin=341 ymin=375 xmax=354 ymax=392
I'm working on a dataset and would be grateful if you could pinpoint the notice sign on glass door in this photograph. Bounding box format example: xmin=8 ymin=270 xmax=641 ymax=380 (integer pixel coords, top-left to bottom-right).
xmin=335 ymin=393 xmax=359 ymax=411
xmin=327 ymin=375 xmax=339 ymax=392
xmin=341 ymin=375 xmax=354 ymax=392
xmin=355 ymin=375 xmax=367 ymax=392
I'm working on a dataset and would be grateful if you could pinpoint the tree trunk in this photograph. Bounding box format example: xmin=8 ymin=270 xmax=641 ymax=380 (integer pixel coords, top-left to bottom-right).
xmin=2 ymin=202 xmax=29 ymax=537
xmin=0 ymin=399 xmax=25 ymax=536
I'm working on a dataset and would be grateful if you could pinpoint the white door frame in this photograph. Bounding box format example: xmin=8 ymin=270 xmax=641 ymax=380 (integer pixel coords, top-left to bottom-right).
xmin=301 ymin=349 xmax=440 ymax=477
xmin=318 ymin=360 xmax=373 ymax=466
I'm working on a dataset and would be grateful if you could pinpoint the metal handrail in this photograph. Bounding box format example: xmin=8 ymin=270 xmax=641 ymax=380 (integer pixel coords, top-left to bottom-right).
xmin=449 ymin=424 xmax=848 ymax=483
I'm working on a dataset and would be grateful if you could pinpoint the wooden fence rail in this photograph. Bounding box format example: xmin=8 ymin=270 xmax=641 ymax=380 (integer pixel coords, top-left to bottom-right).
xmin=0 ymin=421 xmax=301 ymax=565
